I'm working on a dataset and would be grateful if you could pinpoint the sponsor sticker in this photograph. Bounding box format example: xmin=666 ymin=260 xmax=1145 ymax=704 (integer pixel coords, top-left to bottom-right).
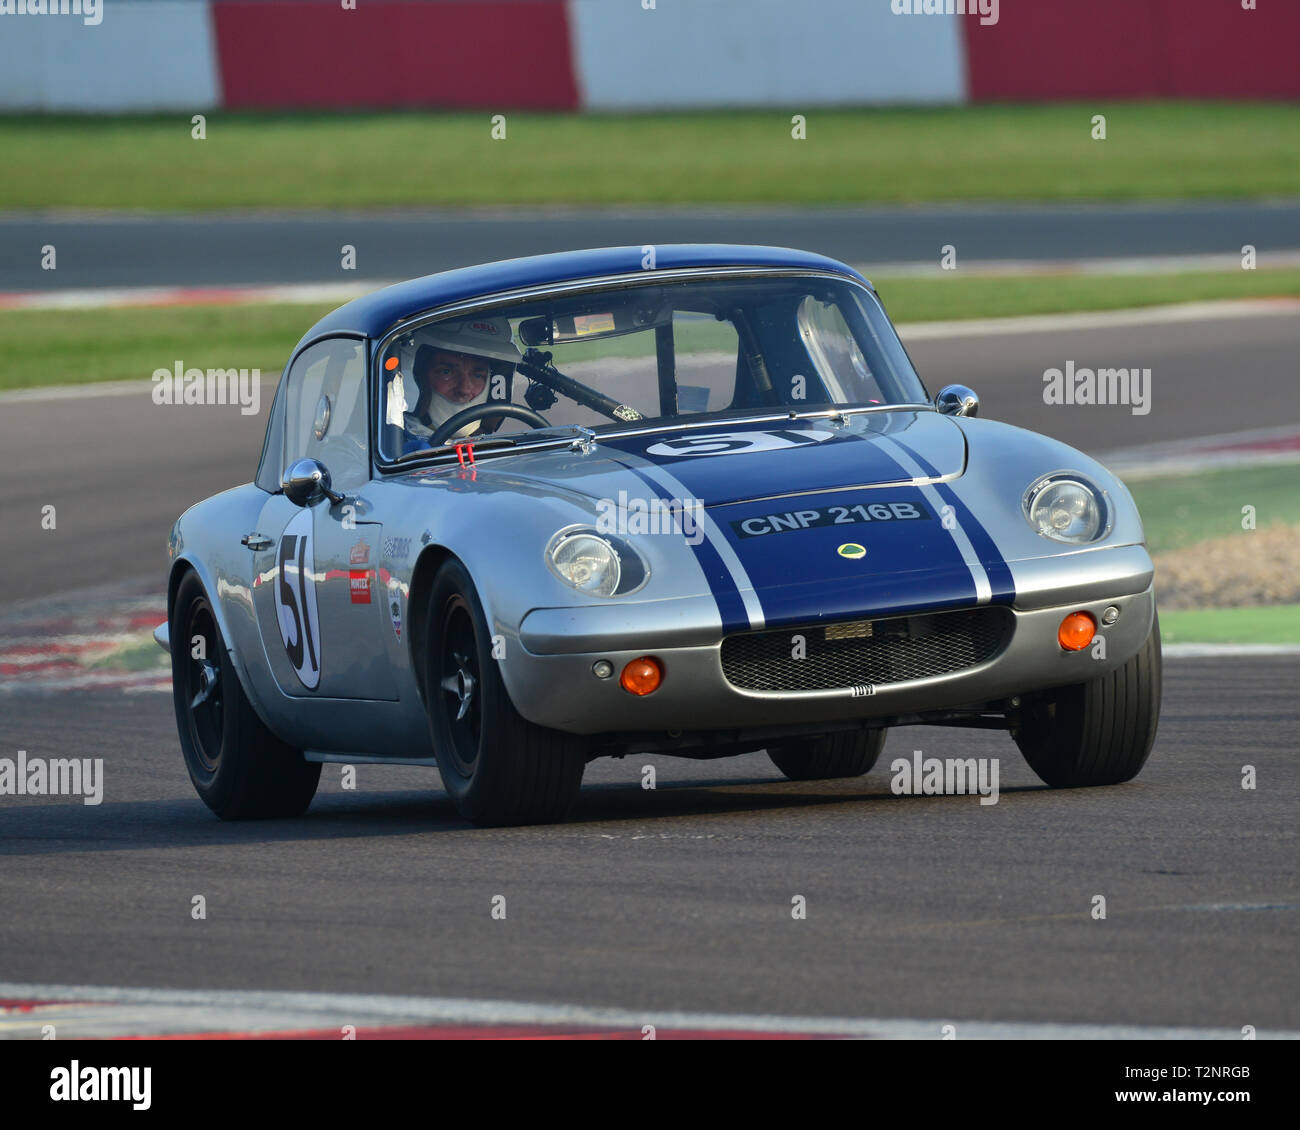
xmin=573 ymin=313 xmax=616 ymax=336
xmin=390 ymin=595 xmax=403 ymax=641
xmin=838 ymin=543 xmax=867 ymax=560
xmin=349 ymin=570 xmax=371 ymax=605
xmin=382 ymin=536 xmax=411 ymax=561
xmin=349 ymin=540 xmax=370 ymax=567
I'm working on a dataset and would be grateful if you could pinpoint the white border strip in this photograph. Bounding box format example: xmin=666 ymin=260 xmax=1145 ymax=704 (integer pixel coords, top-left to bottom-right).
xmin=0 ymin=372 xmax=280 ymax=407
xmin=0 ymin=280 xmax=388 ymax=312
xmin=1098 ymin=423 xmax=1300 ymax=477
xmin=896 ymin=298 xmax=1300 ymax=342
xmin=0 ymin=982 xmax=1294 ymax=1040
xmin=1163 ymin=643 xmax=1300 ymax=659
xmin=858 ymin=250 xmax=1300 ymax=278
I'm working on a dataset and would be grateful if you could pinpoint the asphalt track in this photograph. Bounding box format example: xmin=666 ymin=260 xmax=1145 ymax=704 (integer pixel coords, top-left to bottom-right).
xmin=5 ymin=200 xmax=1300 ymax=290
xmin=1 ymin=302 xmax=1297 ymax=1034
xmin=0 ymin=658 xmax=1296 ymax=1031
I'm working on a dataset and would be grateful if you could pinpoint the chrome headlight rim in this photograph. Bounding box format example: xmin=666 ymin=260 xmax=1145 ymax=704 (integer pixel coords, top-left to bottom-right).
xmin=1022 ymin=471 xmax=1112 ymax=545
xmin=545 ymin=525 xmax=650 ymax=598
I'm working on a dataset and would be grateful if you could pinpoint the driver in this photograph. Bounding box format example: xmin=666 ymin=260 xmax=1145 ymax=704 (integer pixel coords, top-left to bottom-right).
xmin=402 ymin=316 xmax=521 ymax=453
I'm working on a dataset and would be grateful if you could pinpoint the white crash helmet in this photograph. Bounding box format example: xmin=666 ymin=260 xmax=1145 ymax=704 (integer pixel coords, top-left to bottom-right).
xmin=417 ymin=315 xmax=521 ymax=372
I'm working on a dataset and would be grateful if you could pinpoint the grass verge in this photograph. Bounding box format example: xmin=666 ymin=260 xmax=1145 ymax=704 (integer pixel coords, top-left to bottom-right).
xmin=0 ymin=302 xmax=334 ymax=391
xmin=3 ymin=270 xmax=1298 ymax=392
xmin=4 ymin=102 xmax=1299 ymax=210
xmin=1125 ymin=464 xmax=1300 ymax=555
xmin=1158 ymin=604 xmax=1300 ymax=646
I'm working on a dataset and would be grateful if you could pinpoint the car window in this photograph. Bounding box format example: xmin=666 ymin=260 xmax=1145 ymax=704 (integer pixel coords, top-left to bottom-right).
xmin=797 ymin=296 xmax=886 ymax=405
xmin=284 ymin=337 xmax=368 ymax=490
xmin=537 ymin=312 xmax=739 ymax=423
xmin=376 ymin=276 xmax=929 ymax=464
xmin=669 ymin=312 xmax=738 ymax=414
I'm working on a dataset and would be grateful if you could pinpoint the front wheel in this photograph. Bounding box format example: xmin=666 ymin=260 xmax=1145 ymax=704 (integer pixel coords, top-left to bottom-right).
xmin=1013 ymin=613 xmax=1162 ymax=788
xmin=768 ymin=729 xmax=887 ymax=781
xmin=171 ymin=571 xmax=320 ymax=819
xmin=426 ymin=559 xmax=586 ymax=825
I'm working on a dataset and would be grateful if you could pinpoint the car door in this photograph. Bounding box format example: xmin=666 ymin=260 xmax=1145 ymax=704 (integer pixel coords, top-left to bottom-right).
xmin=250 ymin=335 xmax=399 ymax=701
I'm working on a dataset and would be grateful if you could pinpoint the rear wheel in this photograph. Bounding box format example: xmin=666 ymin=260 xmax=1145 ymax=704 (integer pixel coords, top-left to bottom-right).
xmin=426 ymin=559 xmax=586 ymax=825
xmin=768 ymin=729 xmax=887 ymax=781
xmin=171 ymin=571 xmax=320 ymax=819
xmin=1013 ymin=613 xmax=1162 ymax=788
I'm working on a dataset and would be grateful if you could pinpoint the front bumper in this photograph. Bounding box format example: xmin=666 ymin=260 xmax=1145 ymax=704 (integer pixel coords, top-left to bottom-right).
xmin=504 ymin=546 xmax=1156 ymax=736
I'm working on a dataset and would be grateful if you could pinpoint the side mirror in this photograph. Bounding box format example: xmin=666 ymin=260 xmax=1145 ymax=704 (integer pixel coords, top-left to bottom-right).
xmin=282 ymin=458 xmax=343 ymax=507
xmin=935 ymin=384 xmax=979 ymax=418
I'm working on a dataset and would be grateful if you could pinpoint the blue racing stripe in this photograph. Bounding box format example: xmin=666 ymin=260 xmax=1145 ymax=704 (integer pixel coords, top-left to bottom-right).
xmin=624 ymin=466 xmax=751 ymax=634
xmin=713 ymin=438 xmax=981 ymax=627
xmin=888 ymin=438 xmax=1016 ymax=603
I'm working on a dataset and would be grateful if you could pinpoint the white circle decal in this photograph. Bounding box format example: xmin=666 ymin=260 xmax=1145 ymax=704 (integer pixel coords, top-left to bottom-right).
xmin=275 ymin=508 xmax=322 ymax=690
xmin=645 ymin=429 xmax=835 ymax=458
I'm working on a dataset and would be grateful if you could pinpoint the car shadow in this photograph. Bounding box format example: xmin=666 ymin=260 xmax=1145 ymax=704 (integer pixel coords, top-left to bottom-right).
xmin=0 ymin=774 xmax=1048 ymax=856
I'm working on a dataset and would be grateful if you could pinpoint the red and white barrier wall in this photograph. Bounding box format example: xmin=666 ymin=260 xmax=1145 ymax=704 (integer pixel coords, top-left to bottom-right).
xmin=0 ymin=0 xmax=1296 ymax=112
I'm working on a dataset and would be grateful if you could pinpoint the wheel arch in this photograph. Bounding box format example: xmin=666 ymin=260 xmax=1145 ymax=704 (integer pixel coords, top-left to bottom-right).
xmin=405 ymin=537 xmax=535 ymax=723
xmin=167 ymin=554 xmax=284 ymax=742
xmin=406 ymin=543 xmax=457 ymax=708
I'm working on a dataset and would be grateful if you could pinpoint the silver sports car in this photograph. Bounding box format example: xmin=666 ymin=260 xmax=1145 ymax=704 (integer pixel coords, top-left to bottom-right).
xmin=157 ymin=245 xmax=1160 ymax=825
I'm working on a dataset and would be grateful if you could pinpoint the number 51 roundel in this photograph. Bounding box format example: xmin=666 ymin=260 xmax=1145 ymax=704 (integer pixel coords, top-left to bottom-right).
xmin=274 ymin=509 xmax=322 ymax=690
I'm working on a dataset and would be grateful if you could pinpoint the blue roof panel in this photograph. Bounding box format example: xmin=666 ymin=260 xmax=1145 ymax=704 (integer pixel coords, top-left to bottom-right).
xmin=296 ymin=244 xmax=868 ymax=345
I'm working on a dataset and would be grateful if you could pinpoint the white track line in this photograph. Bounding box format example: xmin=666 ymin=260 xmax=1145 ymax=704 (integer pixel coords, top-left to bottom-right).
xmin=0 ymin=983 xmax=1295 ymax=1040
xmin=856 ymin=250 xmax=1300 ymax=278
xmin=896 ymin=298 xmax=1300 ymax=341
xmin=1162 ymin=644 xmax=1300 ymax=659
xmin=0 ymin=373 xmax=280 ymax=406
xmin=4 ymin=249 xmax=1299 ymax=311
xmin=1099 ymin=423 xmax=1300 ymax=477
xmin=0 ymin=280 xmax=387 ymax=312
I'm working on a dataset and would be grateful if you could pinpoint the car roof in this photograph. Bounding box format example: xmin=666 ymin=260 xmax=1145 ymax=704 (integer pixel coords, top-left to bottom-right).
xmin=296 ymin=244 xmax=870 ymax=346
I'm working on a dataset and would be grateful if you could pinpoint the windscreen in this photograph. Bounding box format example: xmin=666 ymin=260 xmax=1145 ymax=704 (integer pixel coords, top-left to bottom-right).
xmin=376 ymin=274 xmax=927 ymax=462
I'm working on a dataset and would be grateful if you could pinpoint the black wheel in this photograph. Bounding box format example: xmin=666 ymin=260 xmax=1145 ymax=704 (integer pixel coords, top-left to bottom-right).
xmin=426 ymin=559 xmax=586 ymax=825
xmin=1013 ymin=613 xmax=1162 ymax=788
xmin=768 ymin=729 xmax=887 ymax=781
xmin=171 ymin=571 xmax=320 ymax=819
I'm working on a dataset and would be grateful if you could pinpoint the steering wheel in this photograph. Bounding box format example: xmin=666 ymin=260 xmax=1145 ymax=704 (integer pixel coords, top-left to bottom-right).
xmin=427 ymin=403 xmax=552 ymax=447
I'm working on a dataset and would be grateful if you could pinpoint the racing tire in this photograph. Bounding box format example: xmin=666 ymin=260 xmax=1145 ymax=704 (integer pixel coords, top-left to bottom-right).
xmin=1013 ymin=613 xmax=1162 ymax=788
xmin=767 ymin=728 xmax=886 ymax=781
xmin=426 ymin=559 xmax=587 ymax=826
xmin=171 ymin=571 xmax=321 ymax=819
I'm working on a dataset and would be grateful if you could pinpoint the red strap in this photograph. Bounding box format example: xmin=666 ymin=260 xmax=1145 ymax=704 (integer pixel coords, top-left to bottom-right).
xmin=452 ymin=441 xmax=476 ymax=469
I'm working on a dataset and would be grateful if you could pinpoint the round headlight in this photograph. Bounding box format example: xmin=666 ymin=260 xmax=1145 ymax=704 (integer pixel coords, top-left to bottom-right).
xmin=549 ymin=533 xmax=621 ymax=597
xmin=1024 ymin=476 xmax=1105 ymax=544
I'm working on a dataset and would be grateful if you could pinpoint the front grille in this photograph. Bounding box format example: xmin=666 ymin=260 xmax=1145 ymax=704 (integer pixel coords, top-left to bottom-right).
xmin=720 ymin=607 xmax=1012 ymax=692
